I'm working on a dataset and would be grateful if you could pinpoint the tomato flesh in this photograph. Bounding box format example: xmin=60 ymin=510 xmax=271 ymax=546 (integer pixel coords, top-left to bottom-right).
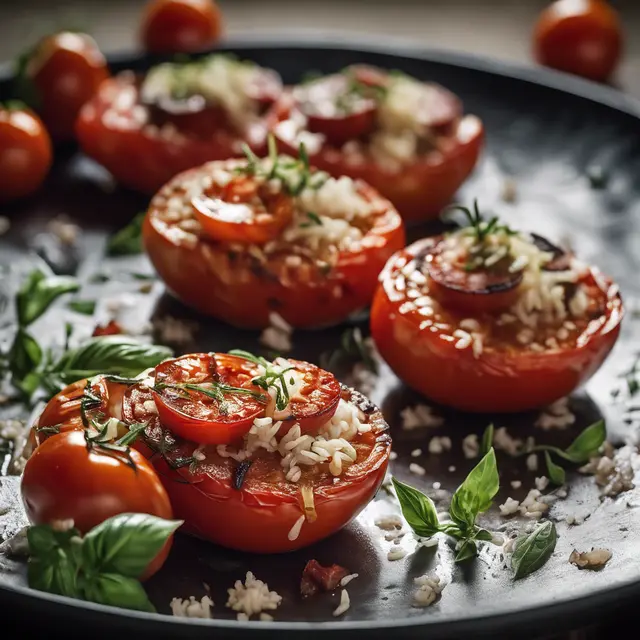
xmin=21 ymin=429 xmax=174 ymax=579
xmin=151 ymin=353 xmax=266 ymax=445
xmin=371 ymin=238 xmax=623 ymax=412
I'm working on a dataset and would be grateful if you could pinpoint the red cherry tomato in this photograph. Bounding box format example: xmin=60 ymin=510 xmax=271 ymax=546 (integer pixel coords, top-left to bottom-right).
xmin=21 ymin=429 xmax=174 ymax=579
xmin=533 ymin=0 xmax=623 ymax=82
xmin=192 ymin=175 xmax=295 ymax=244
xmin=370 ymin=238 xmax=623 ymax=412
xmin=0 ymin=104 xmax=52 ymax=203
xmin=150 ymin=353 xmax=266 ymax=445
xmin=143 ymin=160 xmax=405 ymax=328
xmin=141 ymin=0 xmax=223 ymax=54
xmin=133 ymin=385 xmax=390 ymax=553
xmin=24 ymin=32 xmax=109 ymax=142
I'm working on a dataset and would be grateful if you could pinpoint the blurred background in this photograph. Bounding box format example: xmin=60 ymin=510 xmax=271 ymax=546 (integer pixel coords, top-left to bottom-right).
xmin=1 ymin=0 xmax=638 ymax=96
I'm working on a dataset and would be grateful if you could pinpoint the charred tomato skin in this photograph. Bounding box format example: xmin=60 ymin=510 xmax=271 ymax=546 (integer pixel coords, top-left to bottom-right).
xmin=133 ymin=386 xmax=390 ymax=553
xmin=142 ymin=163 xmax=405 ymax=328
xmin=370 ymin=238 xmax=623 ymax=413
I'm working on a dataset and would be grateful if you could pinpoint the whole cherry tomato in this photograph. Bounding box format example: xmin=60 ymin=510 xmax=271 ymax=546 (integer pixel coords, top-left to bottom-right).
xmin=0 ymin=103 xmax=52 ymax=202
xmin=533 ymin=0 xmax=623 ymax=82
xmin=141 ymin=0 xmax=223 ymax=54
xmin=23 ymin=31 xmax=109 ymax=141
xmin=21 ymin=429 xmax=174 ymax=579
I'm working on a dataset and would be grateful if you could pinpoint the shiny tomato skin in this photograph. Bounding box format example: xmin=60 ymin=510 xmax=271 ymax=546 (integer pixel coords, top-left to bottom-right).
xmin=26 ymin=32 xmax=109 ymax=142
xmin=370 ymin=245 xmax=624 ymax=413
xmin=533 ymin=0 xmax=622 ymax=82
xmin=76 ymin=73 xmax=249 ymax=194
xmin=141 ymin=0 xmax=223 ymax=54
xmin=137 ymin=390 xmax=390 ymax=553
xmin=143 ymin=166 xmax=405 ymax=328
xmin=151 ymin=353 xmax=266 ymax=445
xmin=21 ymin=429 xmax=174 ymax=578
xmin=0 ymin=106 xmax=52 ymax=202
xmin=275 ymin=113 xmax=484 ymax=224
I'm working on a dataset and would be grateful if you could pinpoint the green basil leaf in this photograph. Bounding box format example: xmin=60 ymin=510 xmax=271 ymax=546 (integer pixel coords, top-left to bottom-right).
xmin=511 ymin=521 xmax=557 ymax=579
xmin=83 ymin=573 xmax=155 ymax=612
xmin=449 ymin=448 xmax=499 ymax=531
xmin=17 ymin=270 xmax=79 ymax=326
xmin=27 ymin=525 xmax=59 ymax=556
xmin=481 ymin=423 xmax=494 ymax=456
xmin=107 ymin=212 xmax=145 ymax=256
xmin=564 ymin=420 xmax=606 ymax=463
xmin=83 ymin=513 xmax=182 ymax=579
xmin=545 ymin=451 xmax=566 ymax=486
xmin=474 ymin=528 xmax=494 ymax=542
xmin=67 ymin=299 xmax=97 ymax=315
xmin=51 ymin=336 xmax=172 ymax=384
xmin=454 ymin=539 xmax=477 ymax=563
xmin=391 ymin=477 xmax=441 ymax=539
xmin=8 ymin=328 xmax=42 ymax=382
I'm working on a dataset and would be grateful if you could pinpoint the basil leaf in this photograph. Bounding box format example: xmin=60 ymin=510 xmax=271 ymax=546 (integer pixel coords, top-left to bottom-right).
xmin=51 ymin=336 xmax=172 ymax=384
xmin=449 ymin=448 xmax=499 ymax=531
xmin=455 ymin=539 xmax=477 ymax=563
xmin=9 ymin=328 xmax=42 ymax=381
xmin=545 ymin=451 xmax=566 ymax=486
xmin=391 ymin=477 xmax=441 ymax=538
xmin=511 ymin=521 xmax=557 ymax=579
xmin=564 ymin=420 xmax=606 ymax=463
xmin=474 ymin=528 xmax=494 ymax=542
xmin=83 ymin=513 xmax=182 ymax=579
xmin=17 ymin=270 xmax=79 ymax=326
xmin=481 ymin=423 xmax=494 ymax=456
xmin=107 ymin=212 xmax=145 ymax=256
xmin=67 ymin=300 xmax=96 ymax=315
xmin=83 ymin=573 xmax=155 ymax=612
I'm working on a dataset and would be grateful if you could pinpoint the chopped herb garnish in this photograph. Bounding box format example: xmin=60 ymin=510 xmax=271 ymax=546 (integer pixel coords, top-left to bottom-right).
xmin=107 ymin=212 xmax=145 ymax=256
xmin=154 ymin=381 xmax=265 ymax=405
xmin=67 ymin=299 xmax=96 ymax=315
xmin=300 ymin=211 xmax=323 ymax=228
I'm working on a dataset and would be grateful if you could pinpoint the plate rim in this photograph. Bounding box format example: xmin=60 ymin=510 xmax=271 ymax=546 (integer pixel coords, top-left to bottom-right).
xmin=1 ymin=34 xmax=640 ymax=635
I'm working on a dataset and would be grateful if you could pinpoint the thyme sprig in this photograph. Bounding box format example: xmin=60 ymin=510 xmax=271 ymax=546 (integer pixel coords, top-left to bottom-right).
xmin=236 ymin=135 xmax=328 ymax=197
xmin=228 ymin=349 xmax=295 ymax=412
xmin=154 ymin=380 xmax=265 ymax=408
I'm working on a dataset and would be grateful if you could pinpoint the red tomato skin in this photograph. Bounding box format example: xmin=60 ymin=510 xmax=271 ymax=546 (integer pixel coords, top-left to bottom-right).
xmin=27 ymin=32 xmax=109 ymax=142
xmin=21 ymin=430 xmax=174 ymax=578
xmin=139 ymin=408 xmax=391 ymax=553
xmin=533 ymin=0 xmax=622 ymax=82
xmin=0 ymin=107 xmax=52 ymax=202
xmin=141 ymin=0 xmax=223 ymax=54
xmin=274 ymin=113 xmax=484 ymax=224
xmin=370 ymin=251 xmax=623 ymax=413
xmin=143 ymin=168 xmax=405 ymax=329
xmin=76 ymin=74 xmax=252 ymax=194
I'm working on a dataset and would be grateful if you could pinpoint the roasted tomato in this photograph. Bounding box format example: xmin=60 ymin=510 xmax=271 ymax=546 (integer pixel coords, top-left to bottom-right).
xmin=0 ymin=103 xmax=52 ymax=202
xmin=270 ymin=65 xmax=483 ymax=223
xmin=21 ymin=429 xmax=174 ymax=579
xmin=370 ymin=210 xmax=623 ymax=412
xmin=125 ymin=372 xmax=390 ymax=553
xmin=144 ymin=153 xmax=405 ymax=328
xmin=21 ymin=31 xmax=109 ymax=141
xmin=533 ymin=0 xmax=622 ymax=83
xmin=141 ymin=0 xmax=223 ymax=54
xmin=76 ymin=55 xmax=282 ymax=194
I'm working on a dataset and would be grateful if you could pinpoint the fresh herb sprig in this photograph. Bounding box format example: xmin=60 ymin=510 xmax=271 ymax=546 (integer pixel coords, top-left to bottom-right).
xmin=531 ymin=419 xmax=606 ymax=485
xmin=321 ymin=327 xmax=378 ymax=375
xmin=154 ymin=380 xmax=265 ymax=408
xmin=511 ymin=521 xmax=557 ymax=579
xmin=442 ymin=200 xmax=515 ymax=244
xmin=392 ymin=448 xmax=500 ymax=562
xmin=28 ymin=513 xmax=182 ymax=612
xmin=228 ymin=349 xmax=294 ymax=411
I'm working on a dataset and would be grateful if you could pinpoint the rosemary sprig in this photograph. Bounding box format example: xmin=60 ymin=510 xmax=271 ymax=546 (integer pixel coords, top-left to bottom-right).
xmin=300 ymin=211 xmax=323 ymax=228
xmin=154 ymin=381 xmax=265 ymax=405
xmin=228 ymin=350 xmax=295 ymax=412
xmin=442 ymin=200 xmax=516 ymax=244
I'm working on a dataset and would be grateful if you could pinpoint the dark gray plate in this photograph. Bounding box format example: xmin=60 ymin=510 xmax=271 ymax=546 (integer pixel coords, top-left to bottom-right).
xmin=1 ymin=37 xmax=640 ymax=639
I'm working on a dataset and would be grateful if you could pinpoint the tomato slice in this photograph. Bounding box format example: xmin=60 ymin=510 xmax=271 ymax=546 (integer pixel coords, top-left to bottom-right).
xmin=192 ymin=174 xmax=295 ymax=245
xmin=271 ymin=358 xmax=341 ymax=434
xmin=151 ymin=353 xmax=266 ymax=445
xmin=294 ymin=74 xmax=378 ymax=147
xmin=424 ymin=237 xmax=524 ymax=314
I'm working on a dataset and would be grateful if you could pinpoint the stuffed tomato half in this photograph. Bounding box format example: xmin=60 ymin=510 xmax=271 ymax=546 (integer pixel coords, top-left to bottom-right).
xmin=76 ymin=54 xmax=282 ymax=193
xmin=143 ymin=144 xmax=405 ymax=328
xmin=370 ymin=203 xmax=623 ymax=412
xmin=270 ymin=65 xmax=484 ymax=223
xmin=28 ymin=352 xmax=391 ymax=553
